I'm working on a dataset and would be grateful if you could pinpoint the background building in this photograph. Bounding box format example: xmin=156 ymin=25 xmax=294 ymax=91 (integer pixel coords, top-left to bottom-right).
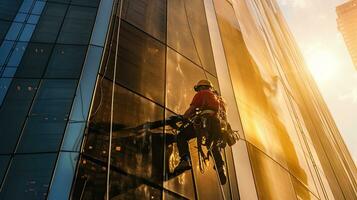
xmin=337 ymin=0 xmax=357 ymax=70
xmin=0 ymin=0 xmax=356 ymax=199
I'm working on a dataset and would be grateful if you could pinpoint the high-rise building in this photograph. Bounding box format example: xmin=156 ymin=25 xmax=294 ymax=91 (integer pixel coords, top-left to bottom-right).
xmin=337 ymin=0 xmax=357 ymax=70
xmin=0 ymin=0 xmax=356 ymax=199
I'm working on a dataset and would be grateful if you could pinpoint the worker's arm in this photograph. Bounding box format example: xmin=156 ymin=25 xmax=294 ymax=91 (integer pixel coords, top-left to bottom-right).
xmin=183 ymin=105 xmax=196 ymax=119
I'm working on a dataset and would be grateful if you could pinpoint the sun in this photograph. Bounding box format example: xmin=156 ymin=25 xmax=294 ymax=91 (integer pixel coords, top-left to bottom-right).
xmin=305 ymin=49 xmax=339 ymax=83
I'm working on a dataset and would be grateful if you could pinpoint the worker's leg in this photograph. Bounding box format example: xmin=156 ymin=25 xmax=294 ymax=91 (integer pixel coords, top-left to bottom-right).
xmin=207 ymin=116 xmax=227 ymax=184
xmin=177 ymin=124 xmax=196 ymax=159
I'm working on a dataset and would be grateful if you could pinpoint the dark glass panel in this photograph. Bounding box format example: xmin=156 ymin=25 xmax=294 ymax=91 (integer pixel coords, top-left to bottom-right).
xmin=0 ymin=41 xmax=14 ymax=67
xmin=7 ymin=42 xmax=27 ymax=67
xmin=166 ymin=47 xmax=206 ymax=114
xmin=247 ymin=144 xmax=297 ymax=200
xmin=0 ymin=154 xmax=56 ymax=200
xmin=17 ymin=79 xmax=77 ymax=153
xmin=0 ymin=156 xmax=10 ymax=184
xmin=110 ymin=171 xmax=162 ymax=199
xmin=45 ymin=44 xmax=87 ymax=78
xmin=0 ymin=79 xmax=39 ymax=154
xmin=0 ymin=0 xmax=23 ymax=21
xmin=0 ymin=21 xmax=11 ymax=42
xmin=167 ymin=0 xmax=216 ymax=74
xmin=82 ymin=76 xmax=112 ymax=162
xmin=15 ymin=42 xmax=53 ymax=78
xmin=71 ymin=157 xmax=108 ymax=200
xmin=107 ymin=21 xmax=165 ymax=105
xmin=122 ymin=0 xmax=166 ymax=42
xmin=31 ymin=3 xmax=68 ymax=43
xmin=72 ymin=0 xmax=101 ymax=7
xmin=109 ymin=82 xmax=165 ymax=185
xmin=57 ymin=5 xmax=97 ymax=45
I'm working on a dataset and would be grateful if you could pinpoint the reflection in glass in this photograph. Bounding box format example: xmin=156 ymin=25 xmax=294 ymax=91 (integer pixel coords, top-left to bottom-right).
xmin=166 ymin=47 xmax=206 ymax=114
xmin=107 ymin=21 xmax=166 ymax=105
xmin=122 ymin=0 xmax=166 ymax=42
xmin=0 ymin=154 xmax=56 ymax=200
xmin=0 ymin=79 xmax=39 ymax=153
xmin=167 ymin=0 xmax=216 ymax=75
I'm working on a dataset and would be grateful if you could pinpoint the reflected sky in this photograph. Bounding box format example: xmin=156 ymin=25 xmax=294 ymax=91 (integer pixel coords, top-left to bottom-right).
xmin=277 ymin=0 xmax=357 ymax=164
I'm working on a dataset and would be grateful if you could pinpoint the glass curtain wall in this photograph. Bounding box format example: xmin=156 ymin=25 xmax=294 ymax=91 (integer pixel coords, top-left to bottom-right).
xmin=71 ymin=0 xmax=238 ymax=199
xmin=213 ymin=0 xmax=357 ymax=199
xmin=0 ymin=0 xmax=100 ymax=199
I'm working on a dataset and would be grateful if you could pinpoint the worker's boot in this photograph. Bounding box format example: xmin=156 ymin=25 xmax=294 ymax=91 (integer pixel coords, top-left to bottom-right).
xmin=217 ymin=165 xmax=227 ymax=185
xmin=174 ymin=157 xmax=192 ymax=174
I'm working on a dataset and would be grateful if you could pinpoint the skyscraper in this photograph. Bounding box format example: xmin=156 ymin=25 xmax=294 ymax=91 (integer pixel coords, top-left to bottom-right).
xmin=337 ymin=0 xmax=357 ymax=70
xmin=0 ymin=0 xmax=356 ymax=199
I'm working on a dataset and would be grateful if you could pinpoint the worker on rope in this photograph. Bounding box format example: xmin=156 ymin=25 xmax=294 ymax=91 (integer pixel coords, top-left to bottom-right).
xmin=174 ymin=79 xmax=227 ymax=185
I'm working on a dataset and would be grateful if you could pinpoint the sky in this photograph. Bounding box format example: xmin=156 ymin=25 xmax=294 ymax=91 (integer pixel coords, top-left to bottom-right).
xmin=276 ymin=0 xmax=357 ymax=164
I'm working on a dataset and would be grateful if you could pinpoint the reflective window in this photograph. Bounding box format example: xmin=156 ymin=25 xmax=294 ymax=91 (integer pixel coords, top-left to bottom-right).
xmin=110 ymin=82 xmax=165 ymax=186
xmin=0 ymin=154 xmax=56 ymax=200
xmin=0 ymin=21 xmax=11 ymax=42
xmin=71 ymin=157 xmax=108 ymax=199
xmin=47 ymin=152 xmax=79 ymax=200
xmin=31 ymin=3 xmax=68 ymax=43
xmin=247 ymin=144 xmax=296 ymax=200
xmin=110 ymin=171 xmax=162 ymax=199
xmin=45 ymin=44 xmax=87 ymax=78
xmin=0 ymin=0 xmax=23 ymax=21
xmin=167 ymin=0 xmax=216 ymax=75
xmin=7 ymin=42 xmax=28 ymax=67
xmin=15 ymin=43 xmax=53 ymax=78
xmin=57 ymin=5 xmax=97 ymax=45
xmin=0 ymin=79 xmax=39 ymax=154
xmin=107 ymin=21 xmax=165 ymax=105
xmin=0 ymin=41 xmax=14 ymax=66
xmin=166 ymin=47 xmax=206 ymax=114
xmin=72 ymin=0 xmax=101 ymax=7
xmin=0 ymin=156 xmax=10 ymax=184
xmin=122 ymin=0 xmax=166 ymax=42
xmin=31 ymin=1 xmax=46 ymax=15
xmin=17 ymin=79 xmax=77 ymax=153
xmin=5 ymin=22 xmax=22 ymax=41
xmin=19 ymin=24 xmax=36 ymax=42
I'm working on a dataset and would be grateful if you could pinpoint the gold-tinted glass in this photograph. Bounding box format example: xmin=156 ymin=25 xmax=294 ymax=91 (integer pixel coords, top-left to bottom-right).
xmin=214 ymin=0 xmax=320 ymax=197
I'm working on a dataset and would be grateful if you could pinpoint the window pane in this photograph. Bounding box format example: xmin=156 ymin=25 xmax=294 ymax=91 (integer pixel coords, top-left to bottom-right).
xmin=71 ymin=157 xmax=108 ymax=199
xmin=0 ymin=0 xmax=23 ymax=21
xmin=15 ymin=42 xmax=53 ymax=78
xmin=0 ymin=79 xmax=39 ymax=154
xmin=72 ymin=0 xmax=101 ymax=7
xmin=0 ymin=156 xmax=10 ymax=184
xmin=0 ymin=154 xmax=56 ymax=200
xmin=110 ymin=171 xmax=162 ymax=199
xmin=17 ymin=79 xmax=77 ymax=153
xmin=31 ymin=3 xmax=68 ymax=43
xmin=57 ymin=5 xmax=97 ymax=45
xmin=0 ymin=41 xmax=14 ymax=66
xmin=106 ymin=21 xmax=165 ymax=105
xmin=122 ymin=0 xmax=166 ymax=42
xmin=0 ymin=21 xmax=11 ymax=42
xmin=45 ymin=44 xmax=87 ymax=78
xmin=247 ymin=144 xmax=296 ymax=200
xmin=5 ymin=22 xmax=22 ymax=41
xmin=166 ymin=47 xmax=206 ymax=114
xmin=110 ymin=82 xmax=165 ymax=185
xmin=167 ymin=0 xmax=216 ymax=75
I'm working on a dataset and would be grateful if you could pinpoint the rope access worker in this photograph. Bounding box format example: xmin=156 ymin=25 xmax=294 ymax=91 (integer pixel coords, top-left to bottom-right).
xmin=174 ymin=79 xmax=227 ymax=185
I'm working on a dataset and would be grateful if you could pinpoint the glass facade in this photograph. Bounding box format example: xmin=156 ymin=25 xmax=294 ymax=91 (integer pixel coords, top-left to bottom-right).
xmin=0 ymin=0 xmax=356 ymax=200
